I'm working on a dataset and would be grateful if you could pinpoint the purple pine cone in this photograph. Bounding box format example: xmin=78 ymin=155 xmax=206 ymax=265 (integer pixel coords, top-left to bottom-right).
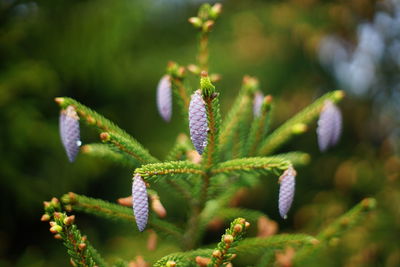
xmin=59 ymin=105 xmax=81 ymax=162
xmin=253 ymin=91 xmax=264 ymax=117
xmin=317 ymin=100 xmax=342 ymax=152
xmin=189 ymin=90 xmax=208 ymax=155
xmin=156 ymin=75 xmax=172 ymax=122
xmin=132 ymin=173 xmax=149 ymax=232
xmin=278 ymin=166 xmax=296 ymax=219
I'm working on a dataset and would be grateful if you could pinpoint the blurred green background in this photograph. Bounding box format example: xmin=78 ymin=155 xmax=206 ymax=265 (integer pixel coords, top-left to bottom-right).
xmin=1 ymin=0 xmax=399 ymax=266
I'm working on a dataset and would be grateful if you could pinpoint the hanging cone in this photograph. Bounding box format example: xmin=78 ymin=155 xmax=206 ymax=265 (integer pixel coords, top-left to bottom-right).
xmin=278 ymin=166 xmax=296 ymax=219
xmin=59 ymin=105 xmax=81 ymax=162
xmin=156 ymin=75 xmax=172 ymax=122
xmin=253 ymin=91 xmax=264 ymax=117
xmin=132 ymin=173 xmax=149 ymax=232
xmin=317 ymin=100 xmax=342 ymax=152
xmin=188 ymin=90 xmax=208 ymax=155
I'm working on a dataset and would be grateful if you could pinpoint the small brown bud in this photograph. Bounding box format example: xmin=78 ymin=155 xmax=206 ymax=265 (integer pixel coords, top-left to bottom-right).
xmin=53 ymin=212 xmax=62 ymax=219
xmin=223 ymin=234 xmax=234 ymax=244
xmin=187 ymin=64 xmax=201 ymax=74
xmin=177 ymin=67 xmax=185 ymax=77
xmin=212 ymin=249 xmax=222 ymax=258
xmin=188 ymin=17 xmax=202 ymax=28
xmin=195 ymin=256 xmax=211 ymax=266
xmin=43 ymin=201 xmax=51 ymax=208
xmin=55 ymin=97 xmax=65 ymax=105
xmin=100 ymin=132 xmax=110 ymax=142
xmin=54 ymin=234 xmax=62 ymax=240
xmin=63 ymin=215 xmax=75 ymax=225
xmin=86 ymin=116 xmax=96 ymax=125
xmin=202 ymin=20 xmax=214 ymax=32
xmin=264 ymin=95 xmax=273 ymax=105
xmin=78 ymin=243 xmax=86 ymax=250
xmin=70 ymin=258 xmax=77 ymax=267
xmin=245 ymin=221 xmax=251 ymax=229
xmin=225 ymin=263 xmax=233 ymax=267
xmin=238 ymin=218 xmax=246 ymax=225
xmin=41 ymin=214 xmax=51 ymax=221
xmin=210 ymin=3 xmax=222 ymax=19
xmin=49 ymin=221 xmax=57 ymax=227
xmin=50 ymin=225 xmax=62 ymax=234
xmin=81 ymin=235 xmax=87 ymax=242
xmin=118 ymin=196 xmax=133 ymax=207
xmin=51 ymin=197 xmax=59 ymax=205
xmin=151 ymin=197 xmax=167 ymax=218
xmin=147 ymin=230 xmax=158 ymax=251
xmin=233 ymin=224 xmax=243 ymax=233
xmin=166 ymin=260 xmax=176 ymax=267
xmin=310 ymin=238 xmax=320 ymax=245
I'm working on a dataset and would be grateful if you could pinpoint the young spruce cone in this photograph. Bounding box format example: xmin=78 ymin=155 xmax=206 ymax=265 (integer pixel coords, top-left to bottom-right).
xmin=156 ymin=75 xmax=172 ymax=122
xmin=59 ymin=105 xmax=81 ymax=162
xmin=132 ymin=173 xmax=149 ymax=232
xmin=278 ymin=166 xmax=296 ymax=219
xmin=189 ymin=89 xmax=208 ymax=155
xmin=253 ymin=91 xmax=264 ymax=117
xmin=317 ymin=100 xmax=342 ymax=152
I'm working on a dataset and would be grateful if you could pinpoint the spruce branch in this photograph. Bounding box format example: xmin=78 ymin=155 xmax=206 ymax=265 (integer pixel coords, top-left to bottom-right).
xmin=135 ymin=161 xmax=205 ymax=182
xmin=211 ymin=157 xmax=291 ymax=176
xmin=273 ymin=152 xmax=311 ymax=167
xmin=219 ymin=76 xmax=258 ymax=154
xmin=42 ymin=198 xmax=108 ymax=267
xmin=81 ymin=143 xmax=138 ymax=168
xmin=209 ymin=217 xmax=250 ymax=267
xmin=55 ymin=97 xmax=130 ymax=140
xmin=189 ymin=3 xmax=222 ymax=71
xmin=167 ymin=61 xmax=191 ymax=121
xmin=294 ymin=198 xmax=377 ymax=265
xmin=257 ymin=90 xmax=345 ymax=155
xmin=55 ymin=97 xmax=159 ymax=164
xmin=100 ymin=132 xmax=158 ymax=164
xmin=233 ymin=234 xmax=318 ymax=258
xmin=60 ymin=193 xmax=184 ymax=241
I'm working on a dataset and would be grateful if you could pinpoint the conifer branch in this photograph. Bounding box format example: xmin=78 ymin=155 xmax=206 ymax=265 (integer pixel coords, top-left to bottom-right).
xmin=219 ymin=76 xmax=258 ymax=153
xmin=294 ymin=198 xmax=376 ymax=264
xmin=233 ymin=234 xmax=318 ymax=257
xmin=42 ymin=198 xmax=108 ymax=267
xmin=209 ymin=218 xmax=250 ymax=267
xmin=61 ymin=193 xmax=184 ymax=240
xmin=258 ymin=90 xmax=345 ymax=155
xmin=100 ymin=132 xmax=159 ymax=164
xmin=246 ymin=95 xmax=273 ymax=156
xmin=81 ymin=143 xmax=138 ymax=168
xmin=135 ymin=161 xmax=205 ymax=182
xmin=167 ymin=61 xmax=191 ymax=121
xmin=55 ymin=97 xmax=130 ymax=140
xmin=211 ymin=157 xmax=291 ymax=176
xmin=273 ymin=152 xmax=311 ymax=167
